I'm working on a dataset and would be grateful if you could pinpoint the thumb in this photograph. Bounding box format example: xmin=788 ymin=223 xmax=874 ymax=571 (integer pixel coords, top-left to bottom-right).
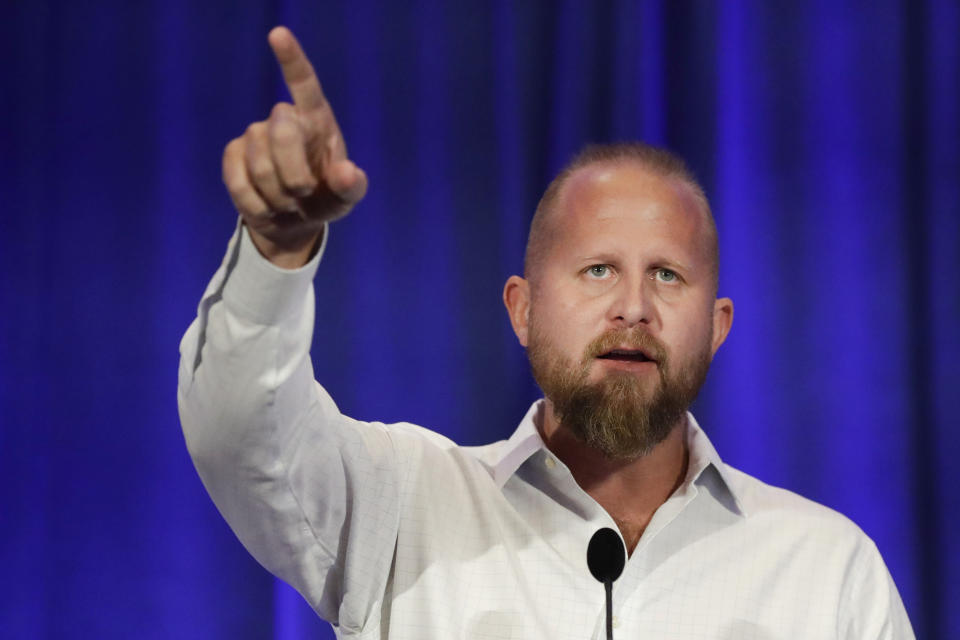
xmin=327 ymin=159 xmax=368 ymax=205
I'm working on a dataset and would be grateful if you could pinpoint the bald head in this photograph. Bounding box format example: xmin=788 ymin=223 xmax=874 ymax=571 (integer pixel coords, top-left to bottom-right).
xmin=524 ymin=143 xmax=719 ymax=295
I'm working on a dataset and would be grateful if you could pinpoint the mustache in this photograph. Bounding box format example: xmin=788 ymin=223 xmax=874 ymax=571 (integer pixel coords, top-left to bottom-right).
xmin=584 ymin=327 xmax=668 ymax=364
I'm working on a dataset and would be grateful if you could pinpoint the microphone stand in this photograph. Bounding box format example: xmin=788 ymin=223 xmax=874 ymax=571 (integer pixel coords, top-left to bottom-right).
xmin=603 ymin=578 xmax=614 ymax=640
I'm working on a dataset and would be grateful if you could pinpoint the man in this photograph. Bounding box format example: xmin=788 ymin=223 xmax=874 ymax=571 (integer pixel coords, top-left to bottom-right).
xmin=179 ymin=27 xmax=913 ymax=638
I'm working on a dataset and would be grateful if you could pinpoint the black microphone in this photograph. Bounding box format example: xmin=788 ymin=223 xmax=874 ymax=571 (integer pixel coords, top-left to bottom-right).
xmin=587 ymin=527 xmax=626 ymax=640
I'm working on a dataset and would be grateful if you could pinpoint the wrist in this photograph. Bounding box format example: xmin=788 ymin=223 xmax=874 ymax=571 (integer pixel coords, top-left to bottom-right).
xmin=246 ymin=225 xmax=322 ymax=269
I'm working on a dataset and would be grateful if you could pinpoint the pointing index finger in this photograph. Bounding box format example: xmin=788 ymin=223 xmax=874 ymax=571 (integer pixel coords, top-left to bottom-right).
xmin=268 ymin=26 xmax=326 ymax=112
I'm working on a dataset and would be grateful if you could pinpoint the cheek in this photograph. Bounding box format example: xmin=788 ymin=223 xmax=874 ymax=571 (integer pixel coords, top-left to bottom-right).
xmin=662 ymin=305 xmax=714 ymax=353
xmin=676 ymin=316 xmax=715 ymax=362
xmin=529 ymin=298 xmax=596 ymax=356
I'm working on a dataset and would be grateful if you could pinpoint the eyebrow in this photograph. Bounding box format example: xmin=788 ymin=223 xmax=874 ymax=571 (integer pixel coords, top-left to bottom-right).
xmin=649 ymin=256 xmax=694 ymax=272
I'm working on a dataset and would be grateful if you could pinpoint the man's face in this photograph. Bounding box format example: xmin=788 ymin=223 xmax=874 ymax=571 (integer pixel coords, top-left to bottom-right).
xmin=506 ymin=162 xmax=732 ymax=459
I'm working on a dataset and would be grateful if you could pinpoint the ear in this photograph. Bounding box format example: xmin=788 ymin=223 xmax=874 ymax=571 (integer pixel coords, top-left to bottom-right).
xmin=503 ymin=275 xmax=531 ymax=347
xmin=710 ymin=297 xmax=734 ymax=356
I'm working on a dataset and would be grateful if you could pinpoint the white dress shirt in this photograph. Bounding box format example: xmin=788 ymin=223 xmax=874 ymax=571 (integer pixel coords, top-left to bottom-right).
xmin=178 ymin=224 xmax=914 ymax=639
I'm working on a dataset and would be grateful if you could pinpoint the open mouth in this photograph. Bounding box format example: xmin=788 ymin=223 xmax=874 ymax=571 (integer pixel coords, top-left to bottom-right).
xmin=596 ymin=348 xmax=655 ymax=364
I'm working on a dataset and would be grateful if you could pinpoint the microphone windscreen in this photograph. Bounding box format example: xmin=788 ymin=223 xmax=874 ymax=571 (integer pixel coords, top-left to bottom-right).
xmin=587 ymin=527 xmax=626 ymax=583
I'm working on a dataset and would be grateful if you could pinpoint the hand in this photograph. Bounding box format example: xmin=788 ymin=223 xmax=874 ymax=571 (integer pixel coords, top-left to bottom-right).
xmin=222 ymin=26 xmax=368 ymax=267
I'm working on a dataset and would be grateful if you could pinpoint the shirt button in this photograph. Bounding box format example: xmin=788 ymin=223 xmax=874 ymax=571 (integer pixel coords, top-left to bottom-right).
xmin=544 ymin=456 xmax=556 ymax=469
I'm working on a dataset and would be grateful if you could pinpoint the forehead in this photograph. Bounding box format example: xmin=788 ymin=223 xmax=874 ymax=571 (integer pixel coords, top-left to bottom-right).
xmin=545 ymin=162 xmax=709 ymax=262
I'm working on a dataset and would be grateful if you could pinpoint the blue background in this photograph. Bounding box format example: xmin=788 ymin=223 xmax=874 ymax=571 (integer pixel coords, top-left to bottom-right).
xmin=1 ymin=1 xmax=957 ymax=638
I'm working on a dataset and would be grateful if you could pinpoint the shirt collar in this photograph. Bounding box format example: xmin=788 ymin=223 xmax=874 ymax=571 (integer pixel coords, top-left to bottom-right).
xmin=490 ymin=401 xmax=546 ymax=487
xmin=684 ymin=412 xmax=747 ymax=517
xmin=486 ymin=399 xmax=747 ymax=517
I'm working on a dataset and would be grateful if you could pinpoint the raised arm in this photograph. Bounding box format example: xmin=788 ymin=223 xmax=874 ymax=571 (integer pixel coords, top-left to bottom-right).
xmin=178 ymin=28 xmax=398 ymax=630
xmin=222 ymin=26 xmax=367 ymax=267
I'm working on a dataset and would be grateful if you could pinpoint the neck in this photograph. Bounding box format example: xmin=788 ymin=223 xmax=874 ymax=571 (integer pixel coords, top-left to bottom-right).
xmin=538 ymin=401 xmax=689 ymax=555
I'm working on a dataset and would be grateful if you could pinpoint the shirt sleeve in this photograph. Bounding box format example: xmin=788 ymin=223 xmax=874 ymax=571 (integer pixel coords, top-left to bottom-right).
xmin=177 ymin=222 xmax=403 ymax=633
xmin=837 ymin=534 xmax=915 ymax=640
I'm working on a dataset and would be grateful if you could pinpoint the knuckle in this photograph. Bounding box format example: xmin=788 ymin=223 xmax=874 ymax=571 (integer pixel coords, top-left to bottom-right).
xmin=222 ymin=140 xmax=244 ymax=176
xmin=284 ymin=176 xmax=316 ymax=193
xmin=222 ymin=158 xmax=245 ymax=189
xmin=223 ymin=137 xmax=243 ymax=159
xmin=249 ymin=159 xmax=274 ymax=183
xmin=223 ymin=168 xmax=243 ymax=192
xmin=263 ymin=193 xmax=297 ymax=214
xmin=244 ymin=121 xmax=267 ymax=140
xmin=275 ymin=198 xmax=299 ymax=213
xmin=233 ymin=189 xmax=268 ymax=217
xmin=222 ymin=161 xmax=237 ymax=186
xmin=231 ymin=181 xmax=251 ymax=197
xmin=270 ymin=102 xmax=295 ymax=119
xmin=270 ymin=119 xmax=300 ymax=145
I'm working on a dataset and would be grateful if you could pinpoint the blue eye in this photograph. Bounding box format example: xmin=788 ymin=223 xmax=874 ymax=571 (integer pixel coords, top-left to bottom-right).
xmin=587 ymin=264 xmax=610 ymax=278
xmin=656 ymin=269 xmax=678 ymax=283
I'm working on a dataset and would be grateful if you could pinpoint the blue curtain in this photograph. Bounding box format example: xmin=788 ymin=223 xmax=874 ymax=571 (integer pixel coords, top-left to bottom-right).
xmin=2 ymin=2 xmax=957 ymax=638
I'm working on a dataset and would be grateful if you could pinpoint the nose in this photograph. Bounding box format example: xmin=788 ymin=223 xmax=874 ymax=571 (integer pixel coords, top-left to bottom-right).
xmin=608 ymin=276 xmax=654 ymax=328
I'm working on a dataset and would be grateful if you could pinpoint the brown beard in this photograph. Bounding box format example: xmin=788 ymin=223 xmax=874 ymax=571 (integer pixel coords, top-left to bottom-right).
xmin=527 ymin=324 xmax=712 ymax=459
